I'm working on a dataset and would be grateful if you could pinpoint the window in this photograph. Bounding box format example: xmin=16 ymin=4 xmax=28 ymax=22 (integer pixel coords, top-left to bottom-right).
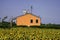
xmin=30 ymin=19 xmax=33 ymax=23
xmin=36 ymin=19 xmax=38 ymax=23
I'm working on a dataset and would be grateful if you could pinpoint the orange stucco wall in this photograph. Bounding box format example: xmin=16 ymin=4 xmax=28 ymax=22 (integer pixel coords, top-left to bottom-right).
xmin=16 ymin=14 xmax=41 ymax=26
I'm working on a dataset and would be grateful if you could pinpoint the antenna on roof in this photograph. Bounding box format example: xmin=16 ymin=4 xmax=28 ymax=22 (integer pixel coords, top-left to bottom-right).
xmin=31 ymin=5 xmax=33 ymax=13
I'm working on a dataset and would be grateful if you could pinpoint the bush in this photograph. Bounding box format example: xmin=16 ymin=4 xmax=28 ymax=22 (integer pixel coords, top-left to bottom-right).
xmin=40 ymin=24 xmax=60 ymax=29
xmin=0 ymin=22 xmax=60 ymax=29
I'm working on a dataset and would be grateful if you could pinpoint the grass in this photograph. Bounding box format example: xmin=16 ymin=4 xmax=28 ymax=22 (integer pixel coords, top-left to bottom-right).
xmin=0 ymin=27 xmax=60 ymax=40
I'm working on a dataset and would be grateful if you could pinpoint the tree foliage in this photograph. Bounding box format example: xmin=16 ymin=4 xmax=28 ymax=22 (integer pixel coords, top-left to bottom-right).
xmin=0 ymin=22 xmax=60 ymax=29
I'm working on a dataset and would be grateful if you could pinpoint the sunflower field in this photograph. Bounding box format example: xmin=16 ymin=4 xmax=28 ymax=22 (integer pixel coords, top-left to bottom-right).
xmin=0 ymin=27 xmax=60 ymax=40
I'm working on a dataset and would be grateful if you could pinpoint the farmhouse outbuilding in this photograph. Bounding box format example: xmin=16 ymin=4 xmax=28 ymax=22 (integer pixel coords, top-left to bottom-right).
xmin=16 ymin=13 xmax=41 ymax=27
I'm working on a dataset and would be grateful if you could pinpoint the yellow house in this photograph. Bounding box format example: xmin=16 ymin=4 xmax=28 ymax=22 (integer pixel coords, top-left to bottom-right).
xmin=16 ymin=13 xmax=41 ymax=27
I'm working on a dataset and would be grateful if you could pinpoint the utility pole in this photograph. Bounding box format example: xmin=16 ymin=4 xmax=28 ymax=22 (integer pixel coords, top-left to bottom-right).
xmin=10 ymin=19 xmax=13 ymax=27
xmin=10 ymin=16 xmax=13 ymax=27
xmin=10 ymin=16 xmax=16 ymax=27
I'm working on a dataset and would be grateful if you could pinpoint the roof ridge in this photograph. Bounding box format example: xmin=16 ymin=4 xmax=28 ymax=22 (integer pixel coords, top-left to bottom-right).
xmin=16 ymin=13 xmax=40 ymax=18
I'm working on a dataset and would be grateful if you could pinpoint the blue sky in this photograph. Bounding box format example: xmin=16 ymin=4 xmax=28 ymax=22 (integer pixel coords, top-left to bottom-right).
xmin=0 ymin=0 xmax=60 ymax=24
